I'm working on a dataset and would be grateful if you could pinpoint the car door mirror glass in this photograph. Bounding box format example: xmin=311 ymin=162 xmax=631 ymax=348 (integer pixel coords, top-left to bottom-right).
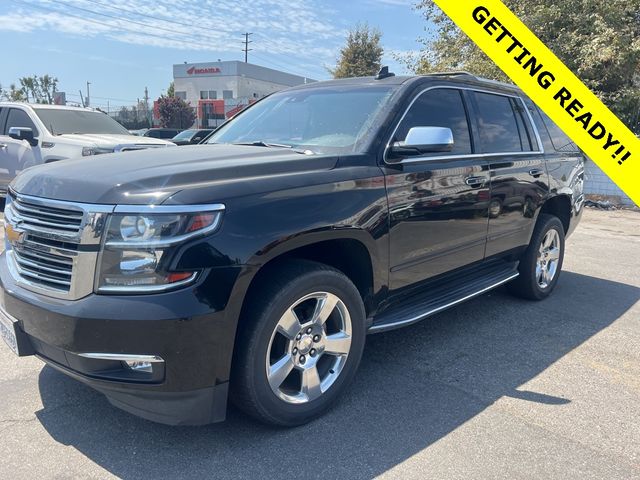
xmin=8 ymin=127 xmax=37 ymax=147
xmin=389 ymin=126 xmax=454 ymax=161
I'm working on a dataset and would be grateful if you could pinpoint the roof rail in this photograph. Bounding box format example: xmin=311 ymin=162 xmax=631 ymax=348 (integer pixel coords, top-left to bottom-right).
xmin=425 ymin=71 xmax=516 ymax=89
xmin=425 ymin=71 xmax=477 ymax=78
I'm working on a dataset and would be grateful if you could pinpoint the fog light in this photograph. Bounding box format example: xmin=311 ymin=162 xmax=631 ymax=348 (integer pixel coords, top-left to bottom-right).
xmin=124 ymin=360 xmax=154 ymax=373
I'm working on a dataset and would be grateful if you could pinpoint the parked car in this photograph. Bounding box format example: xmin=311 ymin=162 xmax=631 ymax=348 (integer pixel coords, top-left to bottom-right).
xmin=0 ymin=71 xmax=585 ymax=427
xmin=171 ymin=129 xmax=215 ymax=146
xmin=0 ymin=103 xmax=175 ymax=196
xmin=143 ymin=128 xmax=181 ymax=139
xmin=128 ymin=129 xmax=149 ymax=136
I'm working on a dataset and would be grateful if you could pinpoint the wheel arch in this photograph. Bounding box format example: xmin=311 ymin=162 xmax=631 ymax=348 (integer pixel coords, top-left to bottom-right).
xmin=539 ymin=194 xmax=572 ymax=233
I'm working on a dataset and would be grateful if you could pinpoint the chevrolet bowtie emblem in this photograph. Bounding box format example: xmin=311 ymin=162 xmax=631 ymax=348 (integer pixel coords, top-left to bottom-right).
xmin=5 ymin=223 xmax=25 ymax=245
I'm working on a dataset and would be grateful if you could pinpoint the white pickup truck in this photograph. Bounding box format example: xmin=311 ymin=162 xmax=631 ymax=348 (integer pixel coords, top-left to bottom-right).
xmin=0 ymin=102 xmax=174 ymax=195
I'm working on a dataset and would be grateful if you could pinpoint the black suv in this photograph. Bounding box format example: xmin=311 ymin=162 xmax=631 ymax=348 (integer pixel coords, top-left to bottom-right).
xmin=0 ymin=71 xmax=584 ymax=426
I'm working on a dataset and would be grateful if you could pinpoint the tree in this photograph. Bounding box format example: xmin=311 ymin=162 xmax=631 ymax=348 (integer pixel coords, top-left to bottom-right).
xmin=166 ymin=81 xmax=175 ymax=97
xmin=0 ymin=83 xmax=25 ymax=101
xmin=16 ymin=75 xmax=58 ymax=103
xmin=156 ymin=95 xmax=196 ymax=129
xmin=330 ymin=24 xmax=384 ymax=78
xmin=406 ymin=0 xmax=640 ymax=131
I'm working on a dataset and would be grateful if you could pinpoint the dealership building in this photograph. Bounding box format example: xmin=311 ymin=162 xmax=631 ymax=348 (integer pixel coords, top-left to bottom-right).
xmin=172 ymin=61 xmax=316 ymax=128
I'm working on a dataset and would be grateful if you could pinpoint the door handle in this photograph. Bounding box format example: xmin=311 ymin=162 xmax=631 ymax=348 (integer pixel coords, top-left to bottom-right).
xmin=529 ymin=168 xmax=544 ymax=178
xmin=465 ymin=176 xmax=487 ymax=187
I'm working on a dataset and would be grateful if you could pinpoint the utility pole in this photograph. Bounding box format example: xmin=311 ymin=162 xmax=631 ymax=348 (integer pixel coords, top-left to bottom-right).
xmin=86 ymin=81 xmax=91 ymax=107
xmin=144 ymin=87 xmax=150 ymax=127
xmin=242 ymin=32 xmax=253 ymax=63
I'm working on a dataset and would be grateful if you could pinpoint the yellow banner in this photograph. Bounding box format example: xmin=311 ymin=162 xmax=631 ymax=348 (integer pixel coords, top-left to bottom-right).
xmin=432 ymin=0 xmax=640 ymax=206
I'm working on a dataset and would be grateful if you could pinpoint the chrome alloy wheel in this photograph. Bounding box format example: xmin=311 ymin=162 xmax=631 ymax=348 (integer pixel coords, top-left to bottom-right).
xmin=536 ymin=229 xmax=561 ymax=289
xmin=266 ymin=292 xmax=352 ymax=404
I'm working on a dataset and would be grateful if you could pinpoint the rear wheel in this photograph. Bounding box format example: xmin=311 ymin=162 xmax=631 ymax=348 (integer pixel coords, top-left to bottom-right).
xmin=508 ymin=213 xmax=565 ymax=300
xmin=231 ymin=260 xmax=366 ymax=426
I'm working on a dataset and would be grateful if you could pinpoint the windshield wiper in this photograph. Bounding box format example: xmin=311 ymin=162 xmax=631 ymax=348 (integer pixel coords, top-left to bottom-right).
xmin=232 ymin=141 xmax=293 ymax=148
xmin=231 ymin=141 xmax=315 ymax=155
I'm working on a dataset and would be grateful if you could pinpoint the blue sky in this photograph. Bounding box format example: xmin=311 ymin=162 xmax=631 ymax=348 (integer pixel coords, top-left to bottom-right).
xmin=0 ymin=0 xmax=426 ymax=112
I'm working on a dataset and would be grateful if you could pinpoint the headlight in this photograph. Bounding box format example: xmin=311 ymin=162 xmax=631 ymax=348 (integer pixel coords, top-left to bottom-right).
xmin=96 ymin=206 xmax=224 ymax=293
xmin=82 ymin=146 xmax=115 ymax=156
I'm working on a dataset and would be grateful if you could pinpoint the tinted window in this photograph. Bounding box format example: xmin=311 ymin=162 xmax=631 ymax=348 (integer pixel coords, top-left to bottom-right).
xmin=5 ymin=108 xmax=38 ymax=135
xmin=474 ymin=92 xmax=531 ymax=153
xmin=539 ymin=109 xmax=578 ymax=152
xmin=34 ymin=108 xmax=128 ymax=135
xmin=395 ymin=88 xmax=472 ymax=156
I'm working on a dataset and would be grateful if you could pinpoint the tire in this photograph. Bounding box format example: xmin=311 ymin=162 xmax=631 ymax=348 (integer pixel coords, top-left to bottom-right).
xmin=231 ymin=260 xmax=366 ymax=426
xmin=508 ymin=213 xmax=565 ymax=300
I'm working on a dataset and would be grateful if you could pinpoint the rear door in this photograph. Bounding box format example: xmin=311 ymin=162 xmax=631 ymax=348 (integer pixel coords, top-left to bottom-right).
xmin=383 ymin=87 xmax=491 ymax=290
xmin=467 ymin=90 xmax=548 ymax=257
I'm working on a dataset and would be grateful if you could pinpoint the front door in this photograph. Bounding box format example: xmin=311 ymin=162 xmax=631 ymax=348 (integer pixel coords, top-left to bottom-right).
xmin=383 ymin=87 xmax=490 ymax=291
xmin=0 ymin=108 xmax=39 ymax=193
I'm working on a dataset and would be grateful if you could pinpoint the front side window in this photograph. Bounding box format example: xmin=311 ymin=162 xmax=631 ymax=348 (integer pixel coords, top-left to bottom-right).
xmin=474 ymin=92 xmax=534 ymax=153
xmin=207 ymin=85 xmax=396 ymax=154
xmin=5 ymin=109 xmax=38 ymax=136
xmin=34 ymin=108 xmax=129 ymax=135
xmin=394 ymin=88 xmax=472 ymax=156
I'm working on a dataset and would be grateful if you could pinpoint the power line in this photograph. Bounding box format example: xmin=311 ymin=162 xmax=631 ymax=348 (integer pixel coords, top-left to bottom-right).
xmin=46 ymin=0 xmax=214 ymax=47
xmin=80 ymin=0 xmax=227 ymax=37
xmin=16 ymin=0 xmax=210 ymax=50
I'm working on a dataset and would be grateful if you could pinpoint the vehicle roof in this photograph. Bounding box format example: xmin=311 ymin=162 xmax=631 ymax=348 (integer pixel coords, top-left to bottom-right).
xmin=286 ymin=71 xmax=521 ymax=95
xmin=0 ymin=102 xmax=99 ymax=112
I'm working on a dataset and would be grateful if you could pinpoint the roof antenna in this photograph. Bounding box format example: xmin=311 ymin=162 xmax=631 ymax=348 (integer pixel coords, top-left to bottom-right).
xmin=375 ymin=66 xmax=395 ymax=80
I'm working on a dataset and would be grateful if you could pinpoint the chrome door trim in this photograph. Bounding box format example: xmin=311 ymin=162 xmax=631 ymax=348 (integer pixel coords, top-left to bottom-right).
xmin=382 ymin=85 xmax=545 ymax=165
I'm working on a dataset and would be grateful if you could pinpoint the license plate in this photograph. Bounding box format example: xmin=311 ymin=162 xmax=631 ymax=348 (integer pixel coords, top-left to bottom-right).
xmin=0 ymin=313 xmax=19 ymax=356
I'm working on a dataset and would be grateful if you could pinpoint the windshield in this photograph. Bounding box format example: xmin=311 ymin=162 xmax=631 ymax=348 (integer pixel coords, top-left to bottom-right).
xmin=206 ymin=85 xmax=396 ymax=154
xmin=34 ymin=108 xmax=130 ymax=135
xmin=172 ymin=130 xmax=196 ymax=141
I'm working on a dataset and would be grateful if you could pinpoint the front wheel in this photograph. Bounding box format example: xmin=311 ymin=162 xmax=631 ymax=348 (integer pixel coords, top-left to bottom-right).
xmin=231 ymin=260 xmax=366 ymax=426
xmin=508 ymin=213 xmax=565 ymax=300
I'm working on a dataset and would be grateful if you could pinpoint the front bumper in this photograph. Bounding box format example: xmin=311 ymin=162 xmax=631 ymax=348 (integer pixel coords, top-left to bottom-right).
xmin=0 ymin=255 xmax=241 ymax=425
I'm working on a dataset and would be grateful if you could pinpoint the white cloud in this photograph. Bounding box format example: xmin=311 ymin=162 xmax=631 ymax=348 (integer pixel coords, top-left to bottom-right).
xmin=3 ymin=0 xmax=344 ymax=76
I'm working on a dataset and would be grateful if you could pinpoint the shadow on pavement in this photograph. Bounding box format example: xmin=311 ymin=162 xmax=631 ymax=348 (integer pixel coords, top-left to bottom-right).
xmin=35 ymin=271 xmax=639 ymax=479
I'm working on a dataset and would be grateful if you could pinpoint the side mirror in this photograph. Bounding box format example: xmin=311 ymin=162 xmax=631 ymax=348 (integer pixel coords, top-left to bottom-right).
xmin=9 ymin=127 xmax=37 ymax=147
xmin=389 ymin=126 xmax=454 ymax=160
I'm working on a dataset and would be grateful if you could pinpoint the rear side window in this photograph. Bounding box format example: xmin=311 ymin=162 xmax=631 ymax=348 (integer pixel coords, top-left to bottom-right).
xmin=538 ymin=109 xmax=578 ymax=152
xmin=474 ymin=92 xmax=535 ymax=153
xmin=395 ymin=88 xmax=472 ymax=156
xmin=5 ymin=108 xmax=38 ymax=136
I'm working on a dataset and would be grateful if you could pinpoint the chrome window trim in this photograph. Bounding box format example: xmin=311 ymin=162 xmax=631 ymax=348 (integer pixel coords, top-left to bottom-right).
xmin=383 ymin=85 xmax=545 ymax=165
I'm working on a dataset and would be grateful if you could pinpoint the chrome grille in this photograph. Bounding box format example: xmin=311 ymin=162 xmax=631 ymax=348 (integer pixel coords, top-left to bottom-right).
xmin=11 ymin=246 xmax=73 ymax=292
xmin=9 ymin=195 xmax=83 ymax=237
xmin=4 ymin=192 xmax=113 ymax=300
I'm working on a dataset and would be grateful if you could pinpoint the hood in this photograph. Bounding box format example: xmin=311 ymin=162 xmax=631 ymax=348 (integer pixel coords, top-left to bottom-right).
xmin=58 ymin=133 xmax=174 ymax=147
xmin=11 ymin=144 xmax=339 ymax=205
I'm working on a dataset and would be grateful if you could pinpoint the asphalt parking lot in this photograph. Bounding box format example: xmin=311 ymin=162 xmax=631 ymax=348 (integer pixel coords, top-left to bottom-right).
xmin=0 ymin=208 xmax=638 ymax=479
